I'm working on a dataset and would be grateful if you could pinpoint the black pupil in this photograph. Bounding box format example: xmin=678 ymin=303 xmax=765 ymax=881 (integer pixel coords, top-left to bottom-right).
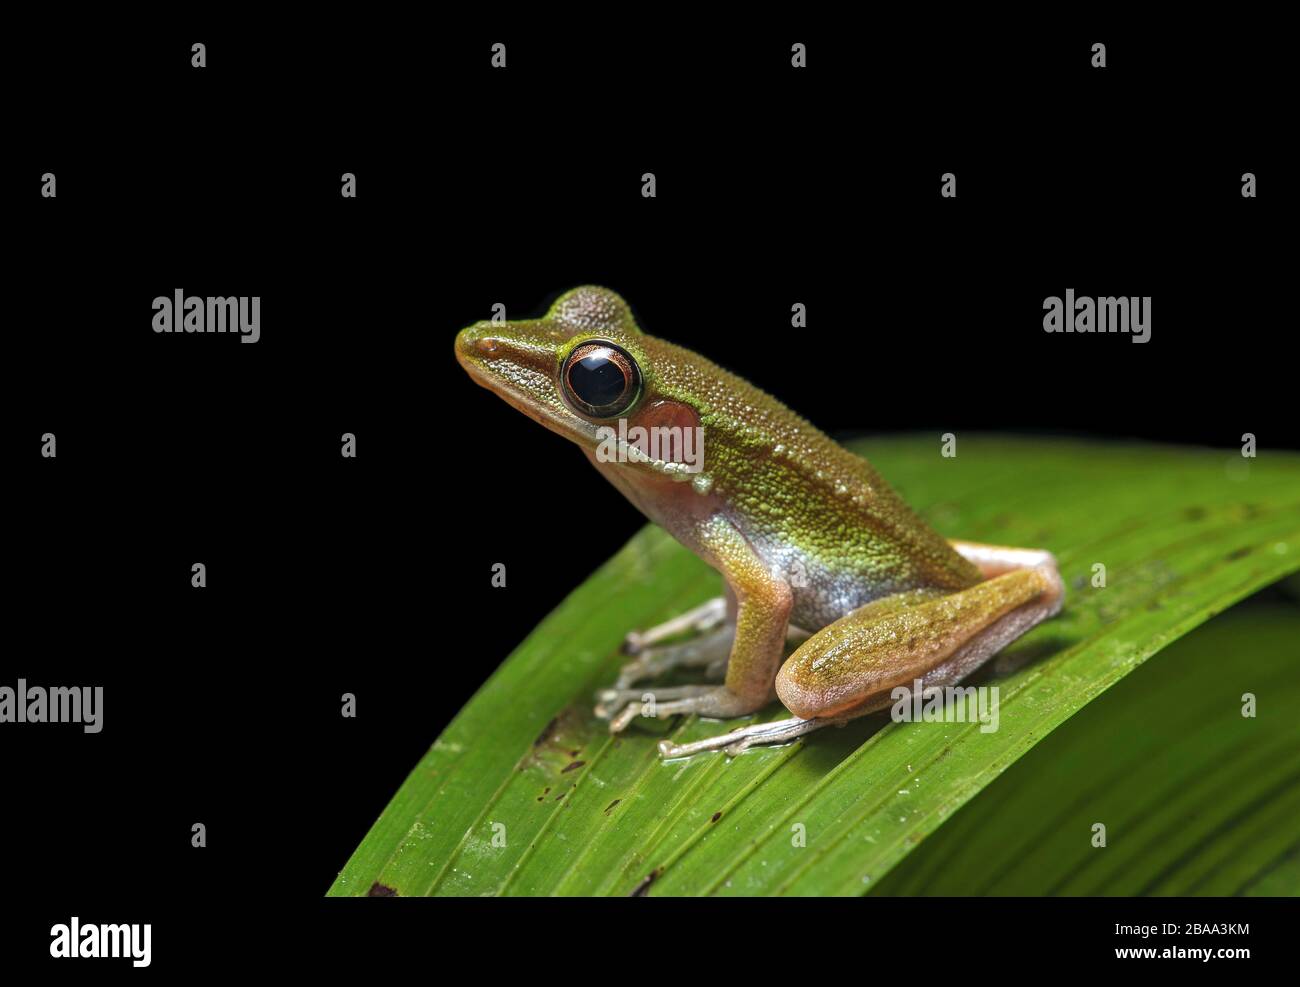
xmin=570 ymin=352 xmax=627 ymax=408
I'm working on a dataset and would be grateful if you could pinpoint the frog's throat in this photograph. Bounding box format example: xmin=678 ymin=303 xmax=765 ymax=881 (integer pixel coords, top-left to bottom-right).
xmin=606 ymin=434 xmax=702 ymax=484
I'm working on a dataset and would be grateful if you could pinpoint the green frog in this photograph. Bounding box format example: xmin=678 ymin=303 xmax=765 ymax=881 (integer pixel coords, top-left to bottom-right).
xmin=455 ymin=287 xmax=1063 ymax=756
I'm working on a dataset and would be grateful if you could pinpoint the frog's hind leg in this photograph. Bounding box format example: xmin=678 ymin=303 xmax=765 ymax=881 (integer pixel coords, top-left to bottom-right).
xmin=656 ymin=544 xmax=1065 ymax=758
xmin=775 ymin=548 xmax=1064 ymax=725
xmin=657 ymin=713 xmax=844 ymax=758
xmin=948 ymin=540 xmax=1064 ymax=586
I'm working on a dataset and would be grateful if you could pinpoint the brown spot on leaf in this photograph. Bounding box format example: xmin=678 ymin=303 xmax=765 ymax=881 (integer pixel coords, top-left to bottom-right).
xmin=534 ymin=716 xmax=560 ymax=747
xmin=562 ymin=760 xmax=586 ymax=773
xmin=367 ymin=882 xmax=398 ymax=897
xmin=525 ymin=706 xmax=587 ymax=769
xmin=711 ymin=812 xmax=722 ymax=823
xmin=1225 ymin=546 xmax=1252 ymax=561
xmin=605 ymin=799 xmax=621 ymax=814
xmin=629 ymin=868 xmax=662 ymax=896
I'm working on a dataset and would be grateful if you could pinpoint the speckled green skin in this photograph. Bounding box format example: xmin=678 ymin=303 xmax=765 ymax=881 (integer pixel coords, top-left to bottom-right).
xmin=629 ymin=331 xmax=981 ymax=619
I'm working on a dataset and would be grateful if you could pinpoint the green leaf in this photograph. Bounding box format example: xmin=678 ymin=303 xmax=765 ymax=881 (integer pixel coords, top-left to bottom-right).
xmin=329 ymin=436 xmax=1300 ymax=896
xmin=869 ymin=600 xmax=1300 ymax=895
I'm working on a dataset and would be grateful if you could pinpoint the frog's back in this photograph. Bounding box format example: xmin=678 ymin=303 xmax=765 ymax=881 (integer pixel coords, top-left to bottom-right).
xmin=645 ymin=334 xmax=980 ymax=623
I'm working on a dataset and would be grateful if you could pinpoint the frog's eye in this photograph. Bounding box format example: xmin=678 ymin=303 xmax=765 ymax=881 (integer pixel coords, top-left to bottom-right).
xmin=561 ymin=341 xmax=642 ymax=418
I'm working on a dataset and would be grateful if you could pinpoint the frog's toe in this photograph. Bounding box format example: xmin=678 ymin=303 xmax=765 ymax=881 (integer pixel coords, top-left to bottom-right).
xmin=620 ymin=596 xmax=728 ymax=656
xmin=593 ymin=685 xmax=723 ymax=731
xmin=658 ymin=715 xmax=836 ymax=758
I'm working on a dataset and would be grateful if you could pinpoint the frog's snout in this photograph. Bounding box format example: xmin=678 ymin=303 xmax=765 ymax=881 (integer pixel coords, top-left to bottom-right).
xmin=455 ymin=322 xmax=503 ymax=366
xmin=455 ymin=323 xmax=516 ymax=386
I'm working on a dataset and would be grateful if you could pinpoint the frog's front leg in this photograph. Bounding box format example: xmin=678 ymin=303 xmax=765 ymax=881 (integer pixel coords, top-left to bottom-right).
xmin=611 ymin=588 xmax=811 ymax=691
xmin=610 ymin=591 xmax=735 ymax=690
xmin=659 ymin=542 xmax=1064 ymax=757
xmin=603 ymin=515 xmax=792 ymax=732
xmin=606 ymin=625 xmax=734 ymax=695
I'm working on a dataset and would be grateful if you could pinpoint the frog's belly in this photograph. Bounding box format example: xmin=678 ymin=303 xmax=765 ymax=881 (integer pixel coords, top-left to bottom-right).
xmin=761 ymin=544 xmax=909 ymax=631
xmin=790 ymin=578 xmax=883 ymax=630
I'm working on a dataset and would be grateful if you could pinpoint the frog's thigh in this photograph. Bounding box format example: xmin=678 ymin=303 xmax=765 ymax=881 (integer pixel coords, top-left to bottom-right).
xmin=948 ymin=539 xmax=1061 ymax=582
xmin=775 ymin=562 xmax=1063 ymax=720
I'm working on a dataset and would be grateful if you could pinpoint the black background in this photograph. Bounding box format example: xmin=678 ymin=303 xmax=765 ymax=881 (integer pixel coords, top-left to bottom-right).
xmin=6 ymin=18 xmax=1293 ymax=972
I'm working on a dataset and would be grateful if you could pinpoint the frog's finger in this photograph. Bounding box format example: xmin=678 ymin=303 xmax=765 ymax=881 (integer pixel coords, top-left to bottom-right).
xmin=594 ymin=684 xmax=720 ymax=722
xmin=614 ymin=626 xmax=735 ymax=688
xmin=621 ymin=596 xmax=728 ymax=655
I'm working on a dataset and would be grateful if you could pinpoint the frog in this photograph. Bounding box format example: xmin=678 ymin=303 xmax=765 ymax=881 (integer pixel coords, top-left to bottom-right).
xmin=454 ymin=286 xmax=1064 ymax=757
